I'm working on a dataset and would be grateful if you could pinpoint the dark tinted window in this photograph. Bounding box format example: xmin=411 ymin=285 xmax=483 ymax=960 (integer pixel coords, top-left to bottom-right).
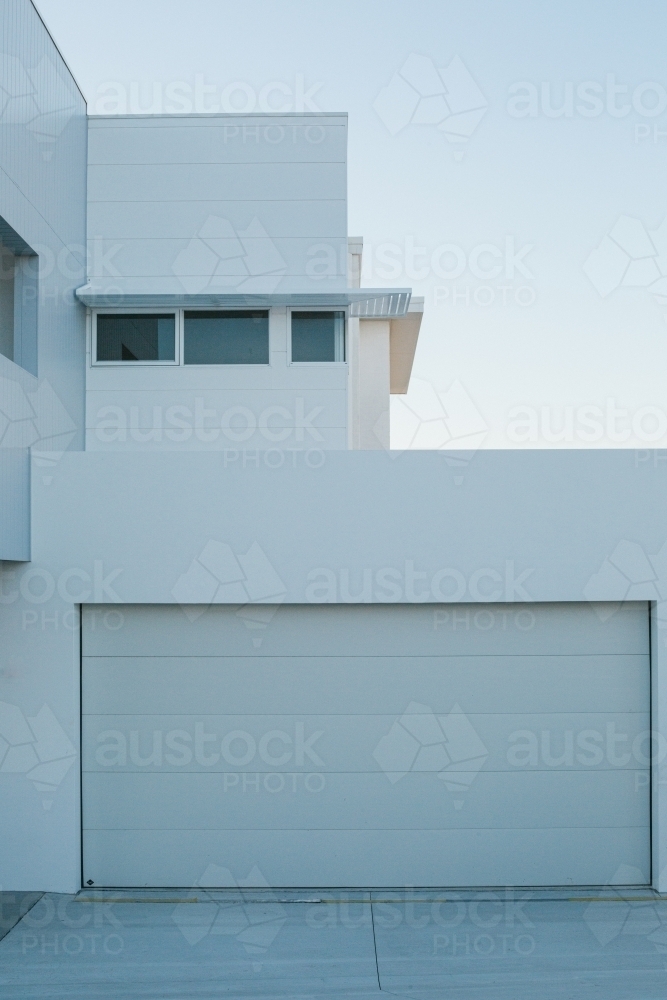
xmin=291 ymin=311 xmax=345 ymax=362
xmin=96 ymin=314 xmax=175 ymax=362
xmin=184 ymin=311 xmax=269 ymax=364
xmin=0 ymin=246 xmax=15 ymax=363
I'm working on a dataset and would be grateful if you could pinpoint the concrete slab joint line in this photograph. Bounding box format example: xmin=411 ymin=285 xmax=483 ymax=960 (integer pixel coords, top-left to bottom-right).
xmin=369 ymin=900 xmax=382 ymax=992
xmin=0 ymin=892 xmax=43 ymax=943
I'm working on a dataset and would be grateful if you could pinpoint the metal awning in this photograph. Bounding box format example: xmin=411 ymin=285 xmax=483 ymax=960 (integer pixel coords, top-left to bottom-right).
xmin=74 ymin=286 xmax=412 ymax=317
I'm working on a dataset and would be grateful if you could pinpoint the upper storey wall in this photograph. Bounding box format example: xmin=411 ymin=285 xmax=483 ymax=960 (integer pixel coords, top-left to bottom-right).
xmin=0 ymin=0 xmax=87 ymax=560
xmin=86 ymin=113 xmax=348 ymax=297
xmin=1 ymin=0 xmax=87 ymax=250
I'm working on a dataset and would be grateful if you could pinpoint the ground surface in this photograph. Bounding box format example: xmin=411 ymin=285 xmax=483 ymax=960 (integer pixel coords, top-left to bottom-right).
xmin=0 ymin=887 xmax=666 ymax=998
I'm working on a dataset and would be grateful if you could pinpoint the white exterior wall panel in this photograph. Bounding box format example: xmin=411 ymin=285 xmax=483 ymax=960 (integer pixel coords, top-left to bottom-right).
xmin=87 ymin=200 xmax=347 ymax=241
xmin=0 ymin=0 xmax=87 ymax=891
xmin=87 ymin=162 xmax=347 ymax=206
xmin=87 ymin=118 xmax=347 ymax=164
xmin=85 ymin=388 xmax=347 ymax=452
xmin=85 ymin=362 xmax=349 ymax=392
xmin=86 ymin=113 xmax=348 ymax=297
xmin=84 ymin=114 xmax=350 ymax=451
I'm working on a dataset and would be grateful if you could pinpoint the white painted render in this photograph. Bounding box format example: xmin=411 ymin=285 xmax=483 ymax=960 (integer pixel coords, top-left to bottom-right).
xmin=80 ymin=125 xmax=421 ymax=453
xmin=84 ymin=306 xmax=349 ymax=452
xmin=355 ymin=319 xmax=390 ymax=449
xmin=85 ymin=113 xmax=349 ymax=299
xmin=2 ymin=447 xmax=665 ymax=893
xmin=0 ymin=0 xmax=86 ymax=557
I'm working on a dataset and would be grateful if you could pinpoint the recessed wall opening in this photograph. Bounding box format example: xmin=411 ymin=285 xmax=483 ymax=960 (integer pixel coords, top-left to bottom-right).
xmin=0 ymin=215 xmax=38 ymax=375
xmin=0 ymin=244 xmax=14 ymax=362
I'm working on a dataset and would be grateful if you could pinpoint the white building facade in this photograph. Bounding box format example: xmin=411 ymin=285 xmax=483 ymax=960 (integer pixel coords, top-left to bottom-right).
xmin=1 ymin=0 xmax=667 ymax=893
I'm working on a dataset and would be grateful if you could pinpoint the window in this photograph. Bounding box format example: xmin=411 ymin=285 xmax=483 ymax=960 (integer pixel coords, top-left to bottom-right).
xmin=0 ymin=217 xmax=37 ymax=375
xmin=0 ymin=246 xmax=14 ymax=362
xmin=291 ymin=311 xmax=345 ymax=363
xmin=184 ymin=311 xmax=269 ymax=365
xmin=95 ymin=314 xmax=176 ymax=362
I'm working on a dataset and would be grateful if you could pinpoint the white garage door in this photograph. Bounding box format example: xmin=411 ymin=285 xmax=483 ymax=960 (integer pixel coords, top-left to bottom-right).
xmin=82 ymin=602 xmax=650 ymax=888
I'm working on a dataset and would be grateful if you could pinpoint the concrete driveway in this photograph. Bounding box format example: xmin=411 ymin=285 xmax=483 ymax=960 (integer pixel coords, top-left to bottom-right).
xmin=1 ymin=887 xmax=666 ymax=998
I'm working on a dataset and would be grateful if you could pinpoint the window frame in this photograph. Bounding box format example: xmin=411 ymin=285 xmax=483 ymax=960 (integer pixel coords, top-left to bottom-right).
xmin=91 ymin=308 xmax=274 ymax=367
xmin=182 ymin=307 xmax=271 ymax=368
xmin=91 ymin=309 xmax=181 ymax=367
xmin=288 ymin=307 xmax=348 ymax=366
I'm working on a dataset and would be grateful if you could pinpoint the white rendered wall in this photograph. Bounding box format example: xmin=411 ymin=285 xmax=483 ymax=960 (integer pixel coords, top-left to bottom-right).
xmin=86 ymin=114 xmax=348 ymax=298
xmin=85 ymin=307 xmax=348 ymax=451
xmin=28 ymin=450 xmax=667 ymax=607
xmin=354 ymin=319 xmax=390 ymax=450
xmin=0 ymin=447 xmax=664 ymax=892
xmin=2 ymin=448 xmax=667 ymax=891
xmin=0 ymin=0 xmax=86 ymax=891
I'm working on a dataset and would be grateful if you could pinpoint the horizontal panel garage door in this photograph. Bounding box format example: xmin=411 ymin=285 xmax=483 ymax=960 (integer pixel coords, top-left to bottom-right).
xmin=82 ymin=602 xmax=650 ymax=888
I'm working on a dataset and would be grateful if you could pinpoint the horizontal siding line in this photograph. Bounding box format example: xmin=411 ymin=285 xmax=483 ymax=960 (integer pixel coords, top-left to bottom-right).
xmin=83 ymin=236 xmax=348 ymax=241
xmin=88 ymin=161 xmax=346 ymax=168
xmin=87 ymin=199 xmax=346 ymax=204
xmin=86 ymin=198 xmax=347 ymax=204
xmin=86 ymin=388 xmax=347 ymax=391
xmin=81 ymin=825 xmax=650 ymax=832
xmin=85 ymin=416 xmax=347 ymax=419
xmin=79 ymin=273 xmax=346 ymax=277
xmin=81 ymin=711 xmax=650 ymax=717
xmin=84 ymin=406 xmax=347 ymax=411
xmin=87 ymin=119 xmax=348 ymax=126
xmin=85 ymin=389 xmax=348 ymax=392
xmin=81 ymin=653 xmax=650 ymax=659
xmin=85 ymin=387 xmax=348 ymax=391
xmin=81 ymin=768 xmax=651 ymax=775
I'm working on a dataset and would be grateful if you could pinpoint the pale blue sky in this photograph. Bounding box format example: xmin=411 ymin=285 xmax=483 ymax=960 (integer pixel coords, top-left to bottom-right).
xmin=35 ymin=0 xmax=667 ymax=447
